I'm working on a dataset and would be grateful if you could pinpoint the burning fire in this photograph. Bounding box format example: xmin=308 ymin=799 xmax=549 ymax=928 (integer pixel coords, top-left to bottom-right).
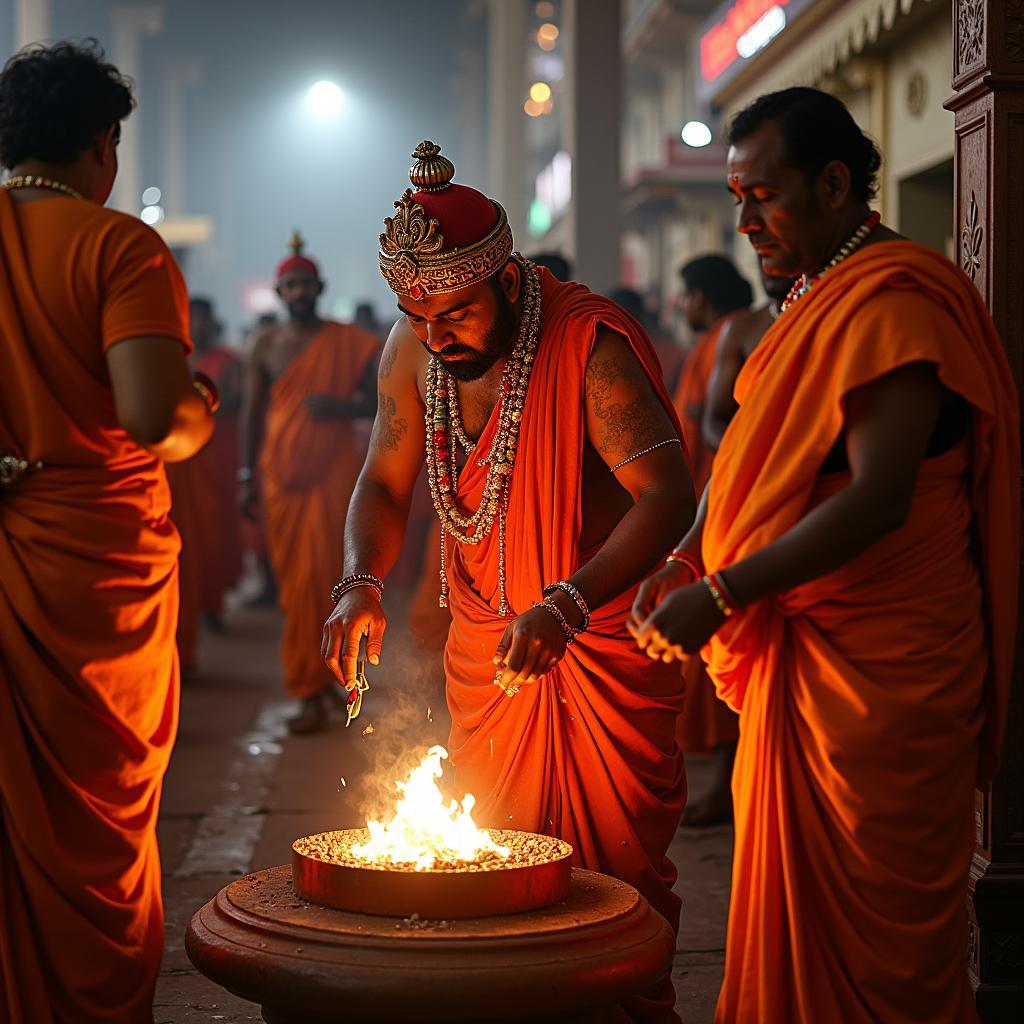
xmin=350 ymin=745 xmax=510 ymax=871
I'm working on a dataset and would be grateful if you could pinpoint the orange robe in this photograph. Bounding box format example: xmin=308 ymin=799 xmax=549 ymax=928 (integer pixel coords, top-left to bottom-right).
xmin=702 ymin=242 xmax=1019 ymax=1023
xmin=671 ymin=317 xmax=740 ymax=753
xmin=0 ymin=191 xmax=189 ymax=1022
xmin=445 ymin=271 xmax=687 ymax=1022
xmin=167 ymin=348 xmax=243 ymax=671
xmin=260 ymin=323 xmax=381 ymax=698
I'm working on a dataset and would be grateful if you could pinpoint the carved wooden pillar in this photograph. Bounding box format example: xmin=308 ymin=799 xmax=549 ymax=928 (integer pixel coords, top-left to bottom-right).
xmin=946 ymin=2 xmax=1024 ymax=1020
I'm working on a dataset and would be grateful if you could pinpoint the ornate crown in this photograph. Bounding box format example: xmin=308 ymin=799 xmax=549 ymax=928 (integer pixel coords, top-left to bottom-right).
xmin=379 ymin=141 xmax=513 ymax=299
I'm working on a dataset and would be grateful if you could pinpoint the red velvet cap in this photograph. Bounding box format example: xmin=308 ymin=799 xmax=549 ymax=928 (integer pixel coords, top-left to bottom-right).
xmin=410 ymin=183 xmax=500 ymax=249
xmin=379 ymin=142 xmax=513 ymax=298
xmin=276 ymin=231 xmax=320 ymax=281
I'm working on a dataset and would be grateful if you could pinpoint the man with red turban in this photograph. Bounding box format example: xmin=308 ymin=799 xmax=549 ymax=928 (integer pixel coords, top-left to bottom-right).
xmin=240 ymin=234 xmax=381 ymax=733
xmin=323 ymin=142 xmax=696 ymax=1021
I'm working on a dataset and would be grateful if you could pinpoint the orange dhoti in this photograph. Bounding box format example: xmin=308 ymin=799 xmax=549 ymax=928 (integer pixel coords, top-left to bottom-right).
xmin=0 ymin=190 xmax=189 ymax=1021
xmin=702 ymin=243 xmax=1019 ymax=1023
xmin=672 ymin=318 xmax=739 ymax=753
xmin=444 ymin=273 xmax=686 ymax=1022
xmin=260 ymin=323 xmax=381 ymax=698
xmin=167 ymin=348 xmax=243 ymax=671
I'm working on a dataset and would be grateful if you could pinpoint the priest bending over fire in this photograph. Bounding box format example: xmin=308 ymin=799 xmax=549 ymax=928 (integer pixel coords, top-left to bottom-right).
xmin=323 ymin=142 xmax=693 ymax=1021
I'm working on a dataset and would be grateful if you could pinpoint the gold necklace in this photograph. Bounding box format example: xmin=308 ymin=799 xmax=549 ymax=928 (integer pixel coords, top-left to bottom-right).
xmin=425 ymin=256 xmax=542 ymax=615
xmin=3 ymin=175 xmax=84 ymax=200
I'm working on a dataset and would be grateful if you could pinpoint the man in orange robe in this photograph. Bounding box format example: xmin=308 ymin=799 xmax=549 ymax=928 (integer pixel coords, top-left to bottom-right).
xmin=167 ymin=299 xmax=243 ymax=673
xmin=325 ymin=143 xmax=696 ymax=1022
xmin=240 ymin=236 xmax=380 ymax=733
xmin=670 ymin=255 xmax=751 ymax=825
xmin=633 ymin=88 xmax=1019 ymax=1023
xmin=0 ymin=42 xmax=215 ymax=1023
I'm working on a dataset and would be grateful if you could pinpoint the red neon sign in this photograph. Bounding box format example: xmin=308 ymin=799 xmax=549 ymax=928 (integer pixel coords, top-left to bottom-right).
xmin=701 ymin=0 xmax=789 ymax=82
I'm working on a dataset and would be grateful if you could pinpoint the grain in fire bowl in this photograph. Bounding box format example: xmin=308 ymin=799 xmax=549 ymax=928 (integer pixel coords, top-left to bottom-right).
xmin=292 ymin=828 xmax=574 ymax=919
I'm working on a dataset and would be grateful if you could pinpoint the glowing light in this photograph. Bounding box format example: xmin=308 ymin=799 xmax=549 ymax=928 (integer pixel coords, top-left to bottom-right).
xmin=537 ymin=22 xmax=559 ymax=49
xmin=736 ymin=5 xmax=787 ymax=58
xmin=141 ymin=186 xmax=161 ymax=205
xmin=701 ymin=0 xmax=789 ymax=81
xmin=306 ymin=80 xmax=345 ymax=118
xmin=350 ymin=746 xmax=510 ymax=871
xmin=529 ymin=81 xmax=552 ymax=103
xmin=681 ymin=121 xmax=713 ymax=147
xmin=524 ymin=98 xmax=545 ymax=117
xmin=140 ymin=204 xmax=164 ymax=225
xmin=535 ymin=1 xmax=555 ymax=16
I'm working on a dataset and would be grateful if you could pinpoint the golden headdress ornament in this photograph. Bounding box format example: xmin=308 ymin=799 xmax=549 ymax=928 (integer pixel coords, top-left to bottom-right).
xmin=379 ymin=141 xmax=514 ymax=299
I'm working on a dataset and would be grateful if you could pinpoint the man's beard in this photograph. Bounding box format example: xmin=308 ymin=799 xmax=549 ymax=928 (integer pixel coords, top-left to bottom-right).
xmin=287 ymin=298 xmax=316 ymax=321
xmin=435 ymin=291 xmax=518 ymax=382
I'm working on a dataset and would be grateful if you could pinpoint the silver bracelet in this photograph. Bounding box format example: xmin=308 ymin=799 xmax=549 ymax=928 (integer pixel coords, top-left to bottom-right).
xmin=543 ymin=580 xmax=590 ymax=632
xmin=609 ymin=437 xmax=681 ymax=473
xmin=331 ymin=573 xmax=384 ymax=605
xmin=533 ymin=598 xmax=577 ymax=644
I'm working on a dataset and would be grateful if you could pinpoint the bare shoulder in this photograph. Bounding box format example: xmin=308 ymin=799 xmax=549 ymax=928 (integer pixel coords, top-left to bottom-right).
xmin=379 ymin=316 xmax=427 ymax=390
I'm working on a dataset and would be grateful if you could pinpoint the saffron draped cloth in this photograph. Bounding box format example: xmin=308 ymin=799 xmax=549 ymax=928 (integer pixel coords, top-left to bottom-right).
xmin=167 ymin=348 xmax=243 ymax=670
xmin=260 ymin=322 xmax=380 ymax=698
xmin=0 ymin=191 xmax=189 ymax=1022
xmin=702 ymin=242 xmax=1019 ymax=1024
xmin=445 ymin=271 xmax=687 ymax=1022
xmin=671 ymin=316 xmax=739 ymax=753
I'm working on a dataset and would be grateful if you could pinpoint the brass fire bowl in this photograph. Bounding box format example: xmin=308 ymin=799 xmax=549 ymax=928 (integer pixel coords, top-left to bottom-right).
xmin=292 ymin=828 xmax=573 ymax=919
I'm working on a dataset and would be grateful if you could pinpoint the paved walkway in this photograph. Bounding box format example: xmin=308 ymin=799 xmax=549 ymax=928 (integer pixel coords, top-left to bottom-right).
xmin=155 ymin=605 xmax=732 ymax=1023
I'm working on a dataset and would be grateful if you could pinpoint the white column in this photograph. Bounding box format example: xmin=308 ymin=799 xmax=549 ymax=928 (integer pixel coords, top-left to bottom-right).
xmin=14 ymin=0 xmax=50 ymax=48
xmin=563 ymin=0 xmax=622 ymax=292
xmin=110 ymin=4 xmax=163 ymax=214
xmin=486 ymin=0 xmax=528 ymax=245
xmin=161 ymin=55 xmax=203 ymax=216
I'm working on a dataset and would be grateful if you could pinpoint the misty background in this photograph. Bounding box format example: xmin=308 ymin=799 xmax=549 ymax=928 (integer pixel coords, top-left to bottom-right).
xmin=0 ymin=0 xmax=486 ymax=333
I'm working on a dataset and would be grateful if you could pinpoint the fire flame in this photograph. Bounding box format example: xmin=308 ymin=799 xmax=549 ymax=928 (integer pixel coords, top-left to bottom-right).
xmin=350 ymin=745 xmax=510 ymax=871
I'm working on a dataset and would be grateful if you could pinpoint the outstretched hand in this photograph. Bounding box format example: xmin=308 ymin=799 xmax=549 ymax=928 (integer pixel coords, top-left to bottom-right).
xmin=322 ymin=587 xmax=387 ymax=689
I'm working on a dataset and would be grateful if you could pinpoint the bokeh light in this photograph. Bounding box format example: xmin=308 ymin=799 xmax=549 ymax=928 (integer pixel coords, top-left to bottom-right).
xmin=306 ymin=80 xmax=345 ymax=118
xmin=680 ymin=121 xmax=713 ymax=147
xmin=529 ymin=81 xmax=552 ymax=103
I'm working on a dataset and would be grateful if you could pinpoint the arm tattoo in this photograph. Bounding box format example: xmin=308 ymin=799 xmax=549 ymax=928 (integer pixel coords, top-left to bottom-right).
xmin=586 ymin=347 xmax=670 ymax=459
xmin=378 ymin=343 xmax=399 ymax=380
xmin=371 ymin=392 xmax=408 ymax=453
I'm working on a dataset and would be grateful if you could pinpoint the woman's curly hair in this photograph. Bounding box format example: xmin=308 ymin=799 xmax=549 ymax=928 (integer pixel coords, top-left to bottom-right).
xmin=0 ymin=40 xmax=134 ymax=170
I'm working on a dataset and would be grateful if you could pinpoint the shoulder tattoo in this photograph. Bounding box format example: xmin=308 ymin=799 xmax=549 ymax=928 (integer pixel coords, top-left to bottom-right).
xmin=585 ymin=346 xmax=669 ymax=459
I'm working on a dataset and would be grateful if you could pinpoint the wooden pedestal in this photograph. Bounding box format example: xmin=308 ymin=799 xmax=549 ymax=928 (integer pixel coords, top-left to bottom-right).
xmin=185 ymin=865 xmax=675 ymax=1023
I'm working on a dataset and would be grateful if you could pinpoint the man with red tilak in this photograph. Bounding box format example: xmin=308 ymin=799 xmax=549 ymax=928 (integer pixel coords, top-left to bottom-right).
xmin=323 ymin=143 xmax=695 ymax=1021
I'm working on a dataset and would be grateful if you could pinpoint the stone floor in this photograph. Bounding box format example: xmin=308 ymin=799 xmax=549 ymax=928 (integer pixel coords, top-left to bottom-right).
xmin=155 ymin=604 xmax=732 ymax=1024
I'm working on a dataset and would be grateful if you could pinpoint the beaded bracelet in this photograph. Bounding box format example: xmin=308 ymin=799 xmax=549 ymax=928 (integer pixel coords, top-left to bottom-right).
xmin=701 ymin=574 xmax=738 ymax=618
xmin=542 ymin=580 xmax=590 ymax=632
xmin=331 ymin=573 xmax=384 ymax=606
xmin=665 ymin=551 xmax=701 ymax=580
xmin=534 ymin=598 xmax=577 ymax=644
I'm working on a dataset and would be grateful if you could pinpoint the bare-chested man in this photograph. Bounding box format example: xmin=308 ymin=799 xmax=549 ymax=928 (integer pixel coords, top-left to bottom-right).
xmin=702 ymin=269 xmax=796 ymax=450
xmin=240 ymin=234 xmax=381 ymax=733
xmin=323 ymin=143 xmax=695 ymax=1021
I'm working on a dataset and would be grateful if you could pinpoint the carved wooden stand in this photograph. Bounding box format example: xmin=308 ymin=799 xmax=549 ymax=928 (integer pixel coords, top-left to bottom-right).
xmin=185 ymin=866 xmax=675 ymax=1023
xmin=946 ymin=2 xmax=1024 ymax=1019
